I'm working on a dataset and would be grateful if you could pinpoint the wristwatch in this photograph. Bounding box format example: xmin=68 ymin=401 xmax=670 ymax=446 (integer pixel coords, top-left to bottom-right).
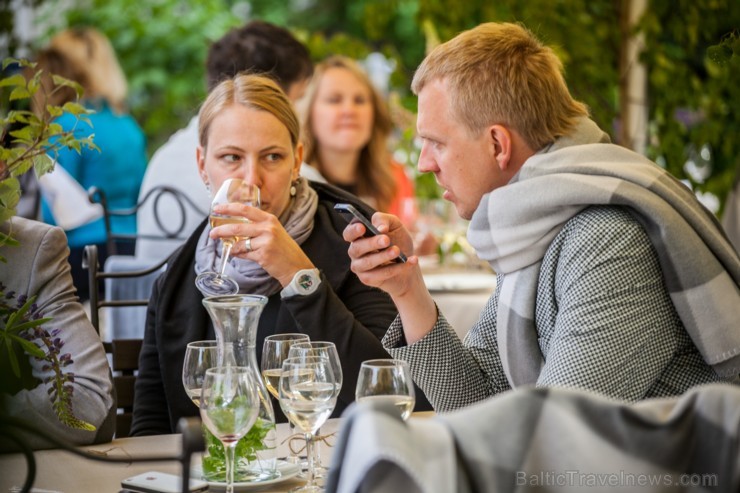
xmin=281 ymin=268 xmax=321 ymax=298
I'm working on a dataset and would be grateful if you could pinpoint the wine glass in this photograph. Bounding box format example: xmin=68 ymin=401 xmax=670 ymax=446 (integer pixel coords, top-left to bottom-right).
xmin=288 ymin=341 xmax=342 ymax=478
xmin=355 ymin=359 xmax=416 ymax=420
xmin=200 ymin=366 xmax=260 ymax=493
xmin=182 ymin=340 xmax=219 ymax=407
xmin=195 ymin=178 xmax=260 ymax=296
xmin=261 ymin=333 xmax=310 ymax=465
xmin=279 ymin=356 xmax=337 ymax=493
xmin=261 ymin=334 xmax=311 ymax=399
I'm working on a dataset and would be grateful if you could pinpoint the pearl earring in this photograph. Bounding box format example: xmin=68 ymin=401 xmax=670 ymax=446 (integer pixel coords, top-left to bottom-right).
xmin=290 ymin=183 xmax=297 ymax=197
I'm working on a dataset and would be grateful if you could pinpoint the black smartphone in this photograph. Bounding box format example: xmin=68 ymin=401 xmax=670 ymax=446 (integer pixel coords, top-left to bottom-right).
xmin=334 ymin=203 xmax=407 ymax=263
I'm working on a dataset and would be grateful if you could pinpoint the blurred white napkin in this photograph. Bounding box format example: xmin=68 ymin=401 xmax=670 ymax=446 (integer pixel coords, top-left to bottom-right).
xmin=38 ymin=162 xmax=103 ymax=230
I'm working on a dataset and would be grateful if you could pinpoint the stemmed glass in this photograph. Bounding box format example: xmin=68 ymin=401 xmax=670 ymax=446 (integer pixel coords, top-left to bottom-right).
xmin=355 ymin=359 xmax=416 ymax=421
xmin=261 ymin=333 xmax=310 ymax=465
xmin=288 ymin=341 xmax=342 ymax=478
xmin=195 ymin=178 xmax=260 ymax=296
xmin=182 ymin=340 xmax=219 ymax=407
xmin=279 ymin=356 xmax=337 ymax=493
xmin=200 ymin=366 xmax=260 ymax=493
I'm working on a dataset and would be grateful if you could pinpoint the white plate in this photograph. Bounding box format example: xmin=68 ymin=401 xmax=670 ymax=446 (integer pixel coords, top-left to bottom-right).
xmin=423 ymin=272 xmax=497 ymax=292
xmin=191 ymin=459 xmax=301 ymax=491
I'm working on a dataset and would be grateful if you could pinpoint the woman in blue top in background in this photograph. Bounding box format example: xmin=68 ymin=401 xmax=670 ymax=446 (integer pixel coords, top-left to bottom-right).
xmin=34 ymin=28 xmax=147 ymax=300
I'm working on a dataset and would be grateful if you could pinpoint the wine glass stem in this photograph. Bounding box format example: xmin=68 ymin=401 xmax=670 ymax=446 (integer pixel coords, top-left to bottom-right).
xmin=312 ymin=426 xmax=323 ymax=471
xmin=304 ymin=432 xmax=315 ymax=487
xmin=218 ymin=240 xmax=234 ymax=278
xmin=224 ymin=441 xmax=237 ymax=493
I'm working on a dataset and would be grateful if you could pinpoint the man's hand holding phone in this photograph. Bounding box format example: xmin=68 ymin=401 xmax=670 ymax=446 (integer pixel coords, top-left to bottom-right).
xmin=337 ymin=202 xmax=438 ymax=342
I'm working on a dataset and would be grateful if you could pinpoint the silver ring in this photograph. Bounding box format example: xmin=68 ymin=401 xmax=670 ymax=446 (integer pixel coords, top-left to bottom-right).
xmin=244 ymin=237 xmax=252 ymax=252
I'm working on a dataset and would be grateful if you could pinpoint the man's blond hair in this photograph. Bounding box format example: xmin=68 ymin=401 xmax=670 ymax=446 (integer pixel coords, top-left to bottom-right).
xmin=412 ymin=22 xmax=588 ymax=150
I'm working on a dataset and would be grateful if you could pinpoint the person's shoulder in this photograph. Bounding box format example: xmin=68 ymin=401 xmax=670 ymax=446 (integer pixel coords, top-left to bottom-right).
xmin=553 ymin=205 xmax=651 ymax=259
xmin=2 ymin=216 xmax=63 ymax=246
xmin=311 ymin=181 xmax=376 ymax=217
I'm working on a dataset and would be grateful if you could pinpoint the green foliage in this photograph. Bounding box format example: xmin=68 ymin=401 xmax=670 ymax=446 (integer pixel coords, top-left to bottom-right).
xmin=45 ymin=0 xmax=243 ymax=154
xmin=1 ymin=57 xmax=96 ymax=252
xmin=35 ymin=0 xmax=739 ymax=208
xmin=638 ymin=0 xmax=740 ymax=211
xmin=202 ymin=418 xmax=275 ymax=481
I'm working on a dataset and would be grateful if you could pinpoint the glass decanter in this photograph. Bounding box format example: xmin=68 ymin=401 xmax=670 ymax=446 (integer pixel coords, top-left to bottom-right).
xmin=201 ymin=294 xmax=279 ymax=483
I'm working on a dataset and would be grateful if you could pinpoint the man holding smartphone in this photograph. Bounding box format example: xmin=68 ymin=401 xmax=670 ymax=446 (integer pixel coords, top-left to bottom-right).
xmin=343 ymin=22 xmax=740 ymax=413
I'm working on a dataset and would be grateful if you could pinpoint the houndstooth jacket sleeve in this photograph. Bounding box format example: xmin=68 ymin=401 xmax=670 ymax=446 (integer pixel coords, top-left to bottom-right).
xmin=384 ymin=206 xmax=725 ymax=412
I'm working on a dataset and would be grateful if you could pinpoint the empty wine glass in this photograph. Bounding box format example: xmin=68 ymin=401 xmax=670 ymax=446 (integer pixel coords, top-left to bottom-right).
xmin=200 ymin=366 xmax=260 ymax=493
xmin=182 ymin=340 xmax=219 ymax=407
xmin=279 ymin=356 xmax=337 ymax=493
xmin=195 ymin=178 xmax=260 ymax=296
xmin=288 ymin=341 xmax=342 ymax=479
xmin=261 ymin=333 xmax=310 ymax=465
xmin=355 ymin=359 xmax=416 ymax=420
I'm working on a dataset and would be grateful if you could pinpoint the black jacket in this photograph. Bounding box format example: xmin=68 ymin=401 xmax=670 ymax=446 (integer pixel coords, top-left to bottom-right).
xmin=131 ymin=183 xmax=429 ymax=436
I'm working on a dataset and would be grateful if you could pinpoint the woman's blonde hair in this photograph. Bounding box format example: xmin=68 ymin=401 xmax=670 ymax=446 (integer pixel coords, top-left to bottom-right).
xmin=297 ymin=55 xmax=396 ymax=212
xmin=198 ymin=73 xmax=300 ymax=151
xmin=35 ymin=28 xmax=129 ymax=113
xmin=412 ymin=22 xmax=588 ymax=150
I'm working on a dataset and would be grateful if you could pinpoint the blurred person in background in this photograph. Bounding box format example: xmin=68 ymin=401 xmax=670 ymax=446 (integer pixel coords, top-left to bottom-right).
xmin=297 ymin=55 xmax=415 ymax=222
xmin=136 ymin=20 xmax=315 ymax=261
xmin=34 ymin=27 xmax=147 ymax=301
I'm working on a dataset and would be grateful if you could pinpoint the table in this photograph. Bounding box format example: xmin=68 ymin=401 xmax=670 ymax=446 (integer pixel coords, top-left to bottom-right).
xmin=0 ymin=419 xmax=342 ymax=493
xmin=424 ymin=271 xmax=496 ymax=339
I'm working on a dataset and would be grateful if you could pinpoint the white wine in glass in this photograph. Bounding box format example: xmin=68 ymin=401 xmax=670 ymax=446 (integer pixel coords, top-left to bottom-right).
xmin=195 ymin=178 xmax=260 ymax=296
xmin=288 ymin=341 xmax=342 ymax=478
xmin=261 ymin=333 xmax=311 ymax=399
xmin=355 ymin=359 xmax=416 ymax=421
xmin=279 ymin=356 xmax=336 ymax=493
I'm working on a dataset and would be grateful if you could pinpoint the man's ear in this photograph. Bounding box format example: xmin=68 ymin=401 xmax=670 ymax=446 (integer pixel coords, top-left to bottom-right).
xmin=489 ymin=124 xmax=513 ymax=171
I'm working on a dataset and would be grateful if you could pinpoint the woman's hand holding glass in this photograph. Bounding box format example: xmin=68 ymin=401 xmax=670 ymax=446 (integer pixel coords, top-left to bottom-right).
xmin=200 ymin=367 xmax=260 ymax=493
xmin=195 ymin=178 xmax=260 ymax=296
xmin=279 ymin=356 xmax=337 ymax=493
xmin=355 ymin=359 xmax=416 ymax=421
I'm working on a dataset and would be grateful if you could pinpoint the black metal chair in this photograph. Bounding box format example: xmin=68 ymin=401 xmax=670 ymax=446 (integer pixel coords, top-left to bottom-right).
xmin=82 ymin=244 xmax=166 ymax=438
xmin=87 ymin=185 xmax=207 ymax=256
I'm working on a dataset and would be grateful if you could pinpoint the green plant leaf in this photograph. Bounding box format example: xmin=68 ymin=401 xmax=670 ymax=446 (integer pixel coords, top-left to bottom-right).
xmin=9 ymin=85 xmax=31 ymax=101
xmin=0 ymin=74 xmax=26 ymax=88
xmin=61 ymin=102 xmax=90 ymax=116
xmin=32 ymin=154 xmax=55 ymax=177
xmin=6 ymin=334 xmax=45 ymax=358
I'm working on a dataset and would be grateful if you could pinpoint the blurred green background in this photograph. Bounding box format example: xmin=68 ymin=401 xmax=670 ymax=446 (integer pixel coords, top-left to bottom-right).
xmin=3 ymin=0 xmax=739 ymax=212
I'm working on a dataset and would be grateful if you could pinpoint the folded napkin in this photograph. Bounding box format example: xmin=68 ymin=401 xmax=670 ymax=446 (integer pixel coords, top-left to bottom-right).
xmin=327 ymin=384 xmax=740 ymax=493
xmin=325 ymin=401 xmax=457 ymax=493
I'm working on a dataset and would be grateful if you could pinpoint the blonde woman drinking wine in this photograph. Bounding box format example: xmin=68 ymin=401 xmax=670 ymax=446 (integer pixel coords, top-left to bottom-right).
xmin=131 ymin=74 xmax=430 ymax=437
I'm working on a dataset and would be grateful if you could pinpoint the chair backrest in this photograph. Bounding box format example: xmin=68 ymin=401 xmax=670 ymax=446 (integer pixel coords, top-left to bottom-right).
xmin=88 ymin=185 xmax=207 ymax=256
xmin=83 ymin=244 xmax=164 ymax=438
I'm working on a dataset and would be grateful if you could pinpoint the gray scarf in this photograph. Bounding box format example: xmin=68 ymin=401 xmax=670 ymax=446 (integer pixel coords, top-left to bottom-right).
xmin=467 ymin=118 xmax=740 ymax=383
xmin=194 ymin=177 xmax=319 ymax=297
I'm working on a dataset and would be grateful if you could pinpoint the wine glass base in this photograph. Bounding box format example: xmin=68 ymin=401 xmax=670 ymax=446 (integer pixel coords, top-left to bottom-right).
xmin=195 ymin=272 xmax=240 ymax=297
xmin=290 ymin=485 xmax=324 ymax=493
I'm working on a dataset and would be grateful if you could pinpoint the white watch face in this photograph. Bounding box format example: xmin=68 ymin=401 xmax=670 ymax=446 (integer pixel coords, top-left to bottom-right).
xmin=294 ymin=270 xmax=319 ymax=294
xmin=298 ymin=273 xmax=315 ymax=291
